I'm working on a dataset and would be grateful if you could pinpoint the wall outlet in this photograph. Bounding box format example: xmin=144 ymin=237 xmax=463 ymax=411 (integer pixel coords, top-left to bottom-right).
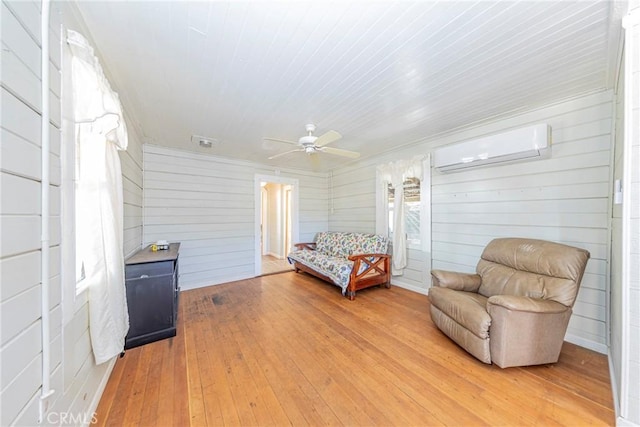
xmin=614 ymin=179 xmax=623 ymax=205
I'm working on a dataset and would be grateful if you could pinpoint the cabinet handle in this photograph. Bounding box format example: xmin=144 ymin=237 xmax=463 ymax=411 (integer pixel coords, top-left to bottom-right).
xmin=139 ymin=274 xmax=149 ymax=279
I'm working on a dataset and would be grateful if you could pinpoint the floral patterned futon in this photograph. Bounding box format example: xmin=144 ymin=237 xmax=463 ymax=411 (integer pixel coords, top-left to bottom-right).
xmin=287 ymin=231 xmax=389 ymax=295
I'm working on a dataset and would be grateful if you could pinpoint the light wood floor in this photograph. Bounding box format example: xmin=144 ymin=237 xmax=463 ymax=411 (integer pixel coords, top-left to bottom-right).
xmin=261 ymin=255 xmax=293 ymax=276
xmin=95 ymin=272 xmax=615 ymax=426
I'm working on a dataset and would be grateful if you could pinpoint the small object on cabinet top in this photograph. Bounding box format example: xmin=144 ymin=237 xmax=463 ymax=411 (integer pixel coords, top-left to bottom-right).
xmin=126 ymin=243 xmax=180 ymax=265
xmin=156 ymin=240 xmax=170 ymax=250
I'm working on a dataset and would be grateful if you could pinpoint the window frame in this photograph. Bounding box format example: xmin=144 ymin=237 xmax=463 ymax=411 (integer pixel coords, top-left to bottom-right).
xmin=387 ymin=177 xmax=422 ymax=250
xmin=376 ymin=154 xmax=431 ymax=254
xmin=61 ymin=29 xmax=90 ymax=329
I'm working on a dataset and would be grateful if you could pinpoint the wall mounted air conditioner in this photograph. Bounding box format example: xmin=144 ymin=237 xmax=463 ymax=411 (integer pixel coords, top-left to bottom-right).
xmin=433 ymin=124 xmax=550 ymax=173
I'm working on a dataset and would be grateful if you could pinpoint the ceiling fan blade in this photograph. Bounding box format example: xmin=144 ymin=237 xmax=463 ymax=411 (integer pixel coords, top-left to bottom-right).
xmin=310 ymin=152 xmax=321 ymax=170
xmin=268 ymin=149 xmax=302 ymax=160
xmin=320 ymin=146 xmax=360 ymax=158
xmin=314 ymin=130 xmax=342 ymax=147
xmin=264 ymin=137 xmax=299 ymax=146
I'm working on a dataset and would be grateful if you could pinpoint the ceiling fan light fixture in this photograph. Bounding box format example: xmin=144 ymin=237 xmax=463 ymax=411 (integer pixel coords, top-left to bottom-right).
xmin=263 ymin=123 xmax=359 ymax=159
xmin=299 ymin=135 xmax=317 ymax=145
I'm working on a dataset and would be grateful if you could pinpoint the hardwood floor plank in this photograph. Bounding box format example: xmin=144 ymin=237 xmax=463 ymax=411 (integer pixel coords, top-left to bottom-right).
xmin=122 ymin=342 xmax=155 ymax=425
xmin=208 ymin=309 xmax=258 ymax=425
xmin=138 ymin=341 xmax=164 ymax=425
xmin=172 ymin=303 xmax=191 ymax=426
xmin=257 ymin=279 xmax=388 ymax=426
xmin=295 ymin=274 xmax=615 ymax=425
xmin=93 ymin=351 xmax=127 ymax=427
xmin=192 ymin=318 xmax=225 ymax=426
xmin=343 ymin=291 xmax=602 ymax=425
xmin=263 ymin=277 xmax=426 ymax=425
xmin=525 ymin=346 xmax=614 ymax=408
xmin=279 ymin=276 xmax=484 ymax=425
xmin=226 ymin=317 xmax=294 ymax=425
xmin=99 ymin=347 xmax=142 ymax=426
xmin=234 ymin=280 xmax=344 ymax=425
xmin=155 ymin=337 xmax=176 ymax=424
xmin=183 ymin=309 xmax=208 ymax=425
xmin=95 ymin=272 xmax=615 ymax=426
xmin=280 ymin=276 xmax=486 ymax=416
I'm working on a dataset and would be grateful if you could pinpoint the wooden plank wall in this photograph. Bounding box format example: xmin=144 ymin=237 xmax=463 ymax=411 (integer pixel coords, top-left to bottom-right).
xmin=120 ymin=120 xmax=143 ymax=257
xmin=623 ymin=4 xmax=640 ymax=422
xmin=0 ymin=1 xmax=144 ymax=424
xmin=1 ymin=2 xmax=63 ymax=424
xmin=143 ymin=144 xmax=328 ymax=290
xmin=329 ymin=91 xmax=614 ymax=353
xmin=610 ymin=46 xmax=625 ymax=418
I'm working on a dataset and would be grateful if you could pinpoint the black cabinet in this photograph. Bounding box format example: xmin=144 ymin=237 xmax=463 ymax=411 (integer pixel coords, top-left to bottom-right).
xmin=124 ymin=243 xmax=180 ymax=349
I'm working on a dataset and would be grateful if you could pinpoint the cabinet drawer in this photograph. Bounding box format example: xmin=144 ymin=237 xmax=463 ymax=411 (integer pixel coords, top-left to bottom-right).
xmin=125 ymin=260 xmax=174 ymax=280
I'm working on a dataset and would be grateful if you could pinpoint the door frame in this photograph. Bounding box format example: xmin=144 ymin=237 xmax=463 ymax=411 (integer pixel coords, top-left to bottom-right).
xmin=254 ymin=174 xmax=299 ymax=276
xmin=261 ymin=186 xmax=268 ymax=256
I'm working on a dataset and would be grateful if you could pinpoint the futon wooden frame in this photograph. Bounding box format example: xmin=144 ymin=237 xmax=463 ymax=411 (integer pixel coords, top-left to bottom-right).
xmin=291 ymin=242 xmax=391 ymax=300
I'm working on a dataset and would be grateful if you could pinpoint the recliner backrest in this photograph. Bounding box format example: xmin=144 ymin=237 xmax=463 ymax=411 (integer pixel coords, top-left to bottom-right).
xmin=476 ymin=238 xmax=590 ymax=307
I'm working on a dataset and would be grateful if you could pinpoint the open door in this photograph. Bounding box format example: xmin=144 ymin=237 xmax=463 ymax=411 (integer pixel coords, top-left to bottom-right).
xmin=255 ymin=175 xmax=299 ymax=276
xmin=284 ymin=185 xmax=292 ymax=258
xmin=260 ymin=186 xmax=268 ymax=255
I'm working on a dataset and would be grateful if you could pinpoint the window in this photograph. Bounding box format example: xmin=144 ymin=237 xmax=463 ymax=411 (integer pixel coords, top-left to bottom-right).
xmin=75 ymin=139 xmax=86 ymax=288
xmin=375 ymin=155 xmax=431 ymax=275
xmin=67 ymin=29 xmax=129 ymax=298
xmin=66 ymin=29 xmax=131 ymax=363
xmin=387 ymin=177 xmax=421 ymax=248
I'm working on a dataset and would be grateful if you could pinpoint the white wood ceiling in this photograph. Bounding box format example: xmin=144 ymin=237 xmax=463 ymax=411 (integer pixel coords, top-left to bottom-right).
xmin=75 ymin=1 xmax=624 ymax=172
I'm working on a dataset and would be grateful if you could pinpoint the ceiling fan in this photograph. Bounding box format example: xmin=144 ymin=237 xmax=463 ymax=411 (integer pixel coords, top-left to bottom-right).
xmin=265 ymin=124 xmax=360 ymax=160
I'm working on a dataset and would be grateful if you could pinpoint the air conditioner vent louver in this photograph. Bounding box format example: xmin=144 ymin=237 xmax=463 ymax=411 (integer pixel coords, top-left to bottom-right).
xmin=433 ymin=124 xmax=550 ymax=173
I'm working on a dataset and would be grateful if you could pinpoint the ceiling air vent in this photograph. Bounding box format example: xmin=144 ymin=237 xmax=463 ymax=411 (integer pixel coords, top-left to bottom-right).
xmin=192 ymin=135 xmax=218 ymax=148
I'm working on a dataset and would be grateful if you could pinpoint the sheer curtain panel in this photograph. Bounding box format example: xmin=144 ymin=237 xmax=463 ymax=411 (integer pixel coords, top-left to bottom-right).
xmin=68 ymin=30 xmax=129 ymax=364
xmin=377 ymin=157 xmax=423 ymax=276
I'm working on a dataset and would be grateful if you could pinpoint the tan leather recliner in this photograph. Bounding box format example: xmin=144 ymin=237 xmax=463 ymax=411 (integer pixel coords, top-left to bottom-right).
xmin=429 ymin=238 xmax=590 ymax=368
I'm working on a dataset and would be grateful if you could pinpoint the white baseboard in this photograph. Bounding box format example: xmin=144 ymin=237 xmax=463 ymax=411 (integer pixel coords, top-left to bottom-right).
xmin=608 ymin=348 xmax=622 ymax=425
xmin=390 ymin=279 xmax=429 ymax=295
xmin=564 ymin=333 xmax=608 ymax=355
xmin=616 ymin=416 xmax=640 ymax=426
xmin=179 ymin=273 xmax=257 ymax=291
xmin=265 ymin=252 xmax=284 ymax=259
xmin=84 ymin=357 xmax=116 ymax=427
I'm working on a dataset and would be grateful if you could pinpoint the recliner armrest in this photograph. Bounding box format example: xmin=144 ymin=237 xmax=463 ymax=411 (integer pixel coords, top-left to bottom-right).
xmin=487 ymin=295 xmax=568 ymax=314
xmin=431 ymin=270 xmax=481 ymax=292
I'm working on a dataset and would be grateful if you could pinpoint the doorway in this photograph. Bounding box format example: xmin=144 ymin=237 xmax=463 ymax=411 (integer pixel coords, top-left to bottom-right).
xmin=255 ymin=175 xmax=299 ymax=276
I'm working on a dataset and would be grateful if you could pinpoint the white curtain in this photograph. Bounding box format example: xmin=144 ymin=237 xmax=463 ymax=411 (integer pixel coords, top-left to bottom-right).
xmin=68 ymin=30 xmax=129 ymax=365
xmin=377 ymin=156 xmax=423 ymax=276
